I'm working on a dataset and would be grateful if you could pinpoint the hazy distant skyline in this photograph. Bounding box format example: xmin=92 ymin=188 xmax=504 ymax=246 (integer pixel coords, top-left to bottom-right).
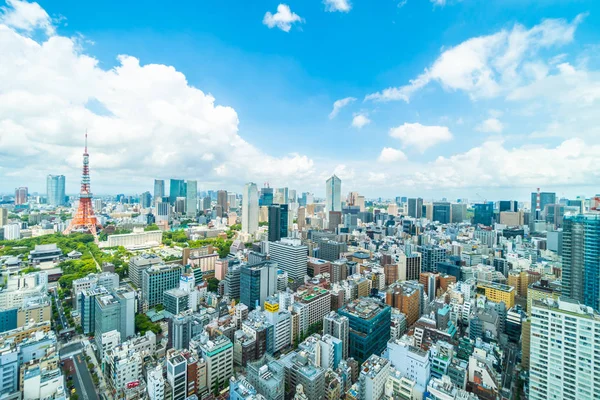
xmin=1 ymin=0 xmax=600 ymax=198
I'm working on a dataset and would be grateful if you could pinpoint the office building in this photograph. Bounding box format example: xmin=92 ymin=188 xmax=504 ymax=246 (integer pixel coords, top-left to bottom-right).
xmin=338 ymin=298 xmax=391 ymax=364
xmin=217 ymin=190 xmax=228 ymax=212
xmin=323 ymin=311 xmax=349 ymax=359
xmin=268 ymin=204 xmax=289 ymax=242
xmin=142 ymin=263 xmax=183 ymax=309
xmin=94 ymin=294 xmax=121 ymax=349
xmin=420 ymin=245 xmax=446 ymax=273
xmin=280 ymin=352 xmax=326 ymax=400
xmin=359 ymin=355 xmax=390 ymax=400
xmin=164 ymin=289 xmax=189 ymax=315
xmin=147 ymin=365 xmax=165 ymax=400
xmin=240 ymin=261 xmax=278 ymax=310
xmin=399 ymin=252 xmax=421 ymax=281
xmin=129 ymin=254 xmax=163 ymax=289
xmin=325 ymin=175 xmax=342 ymax=214
xmin=432 ymin=202 xmax=451 ymax=224
xmin=408 ymin=198 xmax=423 ymax=218
xmin=473 ymin=202 xmax=494 ymax=226
xmin=562 ymin=214 xmax=600 ymax=311
xmin=169 ymin=179 xmax=186 ymax=205
xmin=242 ymin=182 xmax=259 ymax=236
xmin=0 ymin=208 xmax=7 ymax=227
xmin=498 ymin=200 xmax=518 ymax=212
xmin=260 ymin=187 xmax=274 ymax=207
xmin=264 ymin=297 xmax=292 ymax=353
xmin=269 ymin=238 xmax=307 ymax=281
xmin=46 ymin=175 xmax=66 ymax=206
xmin=247 ymin=356 xmax=285 ymax=400
xmin=186 ymin=180 xmax=198 ymax=217
xmin=166 ymin=351 xmax=188 ymax=400
xmin=154 ymin=179 xmax=165 ymax=203
xmin=477 ymin=281 xmax=515 ymax=308
xmin=531 ymin=191 xmax=556 ymax=220
xmin=451 ymin=203 xmax=467 ymax=223
xmin=198 ymin=334 xmax=234 ymax=394
xmin=113 ymin=287 xmax=135 ymax=340
xmin=14 ymin=187 xmax=27 ymax=205
xmin=140 ymin=191 xmax=152 ymax=208
xmin=530 ymin=299 xmax=600 ymax=400
xmin=169 ymin=313 xmax=193 ymax=351
xmin=104 ymin=342 xmax=143 ymax=394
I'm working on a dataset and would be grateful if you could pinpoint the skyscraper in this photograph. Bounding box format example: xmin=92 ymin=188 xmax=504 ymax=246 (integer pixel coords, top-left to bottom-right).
xmin=473 ymin=202 xmax=494 ymax=226
xmin=240 ymin=261 xmax=278 ymax=310
xmin=14 ymin=187 xmax=27 ymax=205
xmin=268 ymin=205 xmax=281 ymax=242
xmin=186 ymin=180 xmax=198 ymax=217
xmin=154 ymin=179 xmax=165 ymax=203
xmin=432 ymin=202 xmax=451 ymax=224
xmin=407 ymin=198 xmax=423 ymax=218
xmin=531 ymin=190 xmax=556 ymax=220
xmin=46 ymin=175 xmax=66 ymax=206
xmin=242 ymin=183 xmax=259 ymax=236
xmin=260 ymin=187 xmax=273 ymax=207
xmin=169 ymin=179 xmax=185 ymax=205
xmin=562 ymin=214 xmax=600 ymax=311
xmin=325 ymin=175 xmax=342 ymax=214
xmin=217 ymin=190 xmax=228 ymax=212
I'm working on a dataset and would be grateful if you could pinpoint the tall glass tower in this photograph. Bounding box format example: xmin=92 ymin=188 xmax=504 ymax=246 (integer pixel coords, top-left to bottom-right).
xmin=562 ymin=214 xmax=600 ymax=312
xmin=326 ymin=175 xmax=342 ymax=214
xmin=46 ymin=175 xmax=66 ymax=206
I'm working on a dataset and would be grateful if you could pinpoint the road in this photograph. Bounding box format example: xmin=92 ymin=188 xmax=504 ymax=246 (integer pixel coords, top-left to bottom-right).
xmin=73 ymin=352 xmax=99 ymax=400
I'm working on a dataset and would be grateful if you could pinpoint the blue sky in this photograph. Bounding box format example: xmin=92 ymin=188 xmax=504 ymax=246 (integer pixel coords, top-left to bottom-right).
xmin=1 ymin=0 xmax=600 ymax=200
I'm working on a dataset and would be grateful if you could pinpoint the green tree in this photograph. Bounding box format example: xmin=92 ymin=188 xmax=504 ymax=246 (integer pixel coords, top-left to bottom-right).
xmin=207 ymin=277 xmax=220 ymax=293
xmin=145 ymin=224 xmax=160 ymax=231
xmin=213 ymin=376 xmax=221 ymax=396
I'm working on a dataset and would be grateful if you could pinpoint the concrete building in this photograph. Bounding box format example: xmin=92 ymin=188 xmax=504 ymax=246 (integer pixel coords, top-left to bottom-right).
xmin=280 ymin=352 xmax=326 ymax=400
xmin=530 ymin=298 xmax=600 ymax=400
xmin=142 ymin=263 xmax=183 ymax=309
xmin=242 ymin=182 xmax=259 ymax=237
xmin=247 ymin=356 xmax=285 ymax=400
xmin=240 ymin=261 xmax=278 ymax=311
xmin=385 ymin=338 xmax=430 ymax=393
xmin=359 ymin=355 xmax=390 ymax=400
xmin=269 ymin=238 xmax=308 ymax=281
xmin=198 ymin=334 xmax=234 ymax=394
xmin=323 ymin=311 xmax=349 ymax=359
xmin=164 ymin=289 xmax=189 ymax=315
xmin=105 ymin=230 xmax=162 ymax=248
xmin=104 ymin=342 xmax=143 ymax=394
xmin=146 ymin=365 xmax=165 ymax=400
xmin=186 ymin=180 xmax=198 ymax=217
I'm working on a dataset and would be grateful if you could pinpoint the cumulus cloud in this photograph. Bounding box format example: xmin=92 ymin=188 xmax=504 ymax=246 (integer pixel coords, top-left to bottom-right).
xmin=0 ymin=0 xmax=53 ymax=35
xmin=329 ymin=97 xmax=356 ymax=119
xmin=476 ymin=118 xmax=504 ymax=133
xmin=351 ymin=113 xmax=371 ymax=129
xmin=263 ymin=4 xmax=304 ymax=32
xmin=389 ymin=123 xmax=452 ymax=153
xmin=366 ymin=14 xmax=586 ymax=102
xmin=378 ymin=148 xmax=407 ymax=163
xmin=324 ymin=0 xmax=352 ymax=13
xmin=0 ymin=1 xmax=314 ymax=192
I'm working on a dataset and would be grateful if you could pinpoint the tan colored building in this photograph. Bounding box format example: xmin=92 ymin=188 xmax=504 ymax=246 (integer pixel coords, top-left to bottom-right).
xmin=499 ymin=211 xmax=524 ymax=226
xmin=508 ymin=270 xmax=542 ymax=297
xmin=526 ymin=279 xmax=560 ymax=316
xmin=385 ymin=283 xmax=420 ymax=326
xmin=0 ymin=321 xmax=51 ymax=346
xmin=384 ymin=264 xmax=398 ymax=286
xmin=521 ymin=319 xmax=531 ymax=369
xmin=17 ymin=302 xmax=51 ymax=326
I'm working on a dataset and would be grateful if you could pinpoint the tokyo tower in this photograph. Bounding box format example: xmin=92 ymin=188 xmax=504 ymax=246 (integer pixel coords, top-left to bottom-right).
xmin=63 ymin=133 xmax=101 ymax=239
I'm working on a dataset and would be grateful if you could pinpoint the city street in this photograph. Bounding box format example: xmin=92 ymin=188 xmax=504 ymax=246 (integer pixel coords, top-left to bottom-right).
xmin=73 ymin=352 xmax=99 ymax=400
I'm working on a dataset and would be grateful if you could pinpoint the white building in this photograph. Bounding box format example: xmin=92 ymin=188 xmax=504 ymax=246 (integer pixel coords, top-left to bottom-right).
xmin=198 ymin=334 xmax=234 ymax=394
xmin=99 ymin=329 xmax=121 ymax=361
xmin=385 ymin=337 xmax=430 ymax=393
xmin=104 ymin=230 xmax=162 ymax=249
xmin=323 ymin=311 xmax=349 ymax=359
xmin=104 ymin=341 xmax=143 ymax=393
xmin=269 ymin=238 xmax=308 ymax=281
xmin=242 ymin=182 xmax=259 ymax=237
xmin=3 ymin=224 xmax=20 ymax=240
xmin=530 ymin=298 xmax=600 ymax=400
xmin=167 ymin=351 xmax=187 ymax=400
xmin=359 ymin=355 xmax=390 ymax=400
xmin=264 ymin=297 xmax=292 ymax=353
xmin=186 ymin=180 xmax=198 ymax=217
xmin=146 ymin=365 xmax=165 ymax=400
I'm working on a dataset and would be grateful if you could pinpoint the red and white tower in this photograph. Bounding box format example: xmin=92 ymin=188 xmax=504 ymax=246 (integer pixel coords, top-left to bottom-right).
xmin=63 ymin=133 xmax=101 ymax=238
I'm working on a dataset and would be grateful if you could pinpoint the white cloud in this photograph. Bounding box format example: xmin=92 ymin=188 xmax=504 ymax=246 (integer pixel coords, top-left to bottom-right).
xmin=368 ymin=172 xmax=386 ymax=183
xmin=431 ymin=0 xmax=446 ymax=6
xmin=329 ymin=97 xmax=356 ymax=119
xmin=0 ymin=0 xmax=53 ymax=35
xmin=398 ymin=0 xmax=408 ymax=8
xmin=378 ymin=147 xmax=407 ymax=163
xmin=324 ymin=0 xmax=352 ymax=13
xmin=389 ymin=123 xmax=452 ymax=152
xmin=476 ymin=118 xmax=503 ymax=133
xmin=0 ymin=2 xmax=314 ymax=192
xmin=263 ymin=4 xmax=304 ymax=32
xmin=366 ymin=14 xmax=586 ymax=102
xmin=351 ymin=113 xmax=371 ymax=129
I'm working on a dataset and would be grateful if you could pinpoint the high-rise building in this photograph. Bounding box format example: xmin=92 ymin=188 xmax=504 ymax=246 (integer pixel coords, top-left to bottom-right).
xmin=240 ymin=261 xmax=278 ymax=310
xmin=562 ymin=214 xmax=600 ymax=311
xmin=529 ymin=299 xmax=600 ymax=400
xmin=169 ymin=179 xmax=186 ymax=205
xmin=420 ymin=245 xmax=446 ymax=273
xmin=46 ymin=175 xmax=66 ymax=206
xmin=451 ymin=203 xmax=467 ymax=223
xmin=94 ymin=294 xmax=121 ymax=347
xmin=498 ymin=200 xmax=518 ymax=213
xmin=154 ymin=179 xmax=165 ymax=204
xmin=338 ymin=298 xmax=391 ymax=364
xmin=531 ymin=191 xmax=556 ymax=220
xmin=242 ymin=183 xmax=259 ymax=236
xmin=202 ymin=196 xmax=211 ymax=211
xmin=147 ymin=365 xmax=165 ymax=400
xmin=260 ymin=187 xmax=274 ymax=207
xmin=432 ymin=202 xmax=451 ymax=224
xmin=473 ymin=202 xmax=494 ymax=226
xmin=0 ymin=208 xmax=7 ymax=227
xmin=140 ymin=191 xmax=152 ymax=208
xmin=186 ymin=180 xmax=198 ymax=217
xmin=14 ymin=187 xmax=27 ymax=205
xmin=246 ymin=356 xmax=285 ymax=400
xmin=323 ymin=312 xmax=349 ymax=359
xmin=129 ymin=254 xmax=163 ymax=289
xmin=268 ymin=204 xmax=288 ymax=242
xmin=198 ymin=335 xmax=233 ymax=394
xmin=408 ymin=198 xmax=423 ymax=218
xmin=325 ymin=175 xmax=342 ymax=214
xmin=141 ymin=264 xmax=183 ymax=309
xmin=359 ymin=355 xmax=390 ymax=400
xmin=269 ymin=238 xmax=307 ymax=281
xmin=217 ymin=190 xmax=228 ymax=212
xmin=167 ymin=351 xmax=188 ymax=400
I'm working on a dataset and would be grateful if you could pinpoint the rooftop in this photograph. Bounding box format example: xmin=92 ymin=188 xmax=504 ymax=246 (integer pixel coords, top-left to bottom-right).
xmin=340 ymin=298 xmax=388 ymax=320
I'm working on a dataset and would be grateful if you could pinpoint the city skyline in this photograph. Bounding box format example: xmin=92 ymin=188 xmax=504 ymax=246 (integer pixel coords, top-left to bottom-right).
xmin=1 ymin=1 xmax=600 ymax=197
